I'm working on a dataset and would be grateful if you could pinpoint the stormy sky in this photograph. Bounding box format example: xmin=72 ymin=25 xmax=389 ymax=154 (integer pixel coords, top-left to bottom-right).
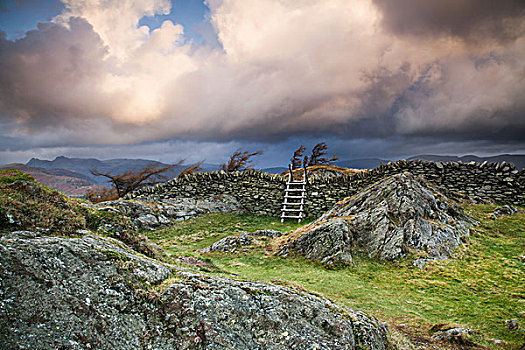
xmin=1 ymin=0 xmax=524 ymax=167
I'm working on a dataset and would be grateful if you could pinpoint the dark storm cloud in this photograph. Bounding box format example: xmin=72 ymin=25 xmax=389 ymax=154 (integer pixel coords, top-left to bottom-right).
xmin=373 ymin=0 xmax=525 ymax=43
xmin=0 ymin=17 xmax=109 ymax=129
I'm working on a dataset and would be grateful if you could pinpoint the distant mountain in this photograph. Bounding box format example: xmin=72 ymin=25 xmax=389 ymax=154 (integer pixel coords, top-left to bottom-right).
xmin=199 ymin=163 xmax=222 ymax=172
xmin=27 ymin=156 xmax=190 ymax=185
xmin=408 ymin=154 xmax=525 ymax=169
xmin=335 ymin=158 xmax=390 ymax=169
xmin=0 ymin=163 xmax=103 ymax=197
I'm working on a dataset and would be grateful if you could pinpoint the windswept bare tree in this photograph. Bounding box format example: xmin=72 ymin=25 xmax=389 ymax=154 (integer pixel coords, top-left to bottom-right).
xmin=178 ymin=161 xmax=204 ymax=178
xmin=290 ymin=145 xmax=306 ymax=169
xmin=221 ymin=150 xmax=262 ymax=172
xmin=91 ymin=162 xmax=181 ymax=198
xmin=85 ymin=186 xmax=119 ymax=203
xmin=308 ymin=142 xmax=338 ymax=166
xmin=302 ymin=155 xmax=309 ymax=168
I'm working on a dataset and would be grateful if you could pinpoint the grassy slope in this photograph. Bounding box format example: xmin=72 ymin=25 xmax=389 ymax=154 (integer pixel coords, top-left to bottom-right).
xmin=145 ymin=207 xmax=524 ymax=349
xmin=0 ymin=169 xmax=160 ymax=257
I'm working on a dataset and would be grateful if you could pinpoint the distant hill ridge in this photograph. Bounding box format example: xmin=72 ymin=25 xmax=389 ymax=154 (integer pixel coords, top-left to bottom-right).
xmin=26 ymin=156 xmax=207 ymax=185
xmin=23 ymin=154 xmax=525 ymax=180
xmin=335 ymin=158 xmax=389 ymax=169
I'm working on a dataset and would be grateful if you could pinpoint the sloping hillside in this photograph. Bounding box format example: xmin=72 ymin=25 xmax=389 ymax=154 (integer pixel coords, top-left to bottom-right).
xmin=0 ymin=163 xmax=103 ymax=197
xmin=0 ymin=169 xmax=159 ymax=256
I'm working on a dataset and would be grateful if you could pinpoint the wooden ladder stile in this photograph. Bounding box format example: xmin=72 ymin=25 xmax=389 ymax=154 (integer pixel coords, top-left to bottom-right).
xmin=281 ymin=164 xmax=308 ymax=223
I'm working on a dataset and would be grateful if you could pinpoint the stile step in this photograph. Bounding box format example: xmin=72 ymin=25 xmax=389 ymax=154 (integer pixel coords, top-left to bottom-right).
xmin=281 ymin=167 xmax=307 ymax=222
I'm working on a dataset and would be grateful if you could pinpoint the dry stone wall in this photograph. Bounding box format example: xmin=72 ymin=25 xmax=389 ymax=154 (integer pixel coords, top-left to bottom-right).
xmin=127 ymin=160 xmax=524 ymax=218
xmin=128 ymin=170 xmax=286 ymax=217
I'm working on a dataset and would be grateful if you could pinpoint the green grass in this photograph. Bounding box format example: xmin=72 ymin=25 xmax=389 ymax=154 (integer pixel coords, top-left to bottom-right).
xmin=145 ymin=207 xmax=524 ymax=349
xmin=147 ymin=213 xmax=312 ymax=255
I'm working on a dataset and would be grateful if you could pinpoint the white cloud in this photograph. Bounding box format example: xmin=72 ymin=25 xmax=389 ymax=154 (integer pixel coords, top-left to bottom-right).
xmin=54 ymin=0 xmax=172 ymax=60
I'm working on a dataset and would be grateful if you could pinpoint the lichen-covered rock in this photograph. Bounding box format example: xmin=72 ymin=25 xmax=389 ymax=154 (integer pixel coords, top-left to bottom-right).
xmin=249 ymin=229 xmax=282 ymax=237
xmin=160 ymin=273 xmax=388 ymax=350
xmin=200 ymin=232 xmax=254 ymax=252
xmin=84 ymin=208 xmax=160 ymax=257
xmin=431 ymin=327 xmax=474 ymax=342
xmin=281 ymin=173 xmax=475 ymax=263
xmin=95 ymin=199 xmax=168 ymax=230
xmin=492 ymin=205 xmax=518 ymax=218
xmin=0 ymin=233 xmax=173 ymax=350
xmin=280 ymin=219 xmax=354 ymax=264
xmin=0 ymin=233 xmax=389 ymax=349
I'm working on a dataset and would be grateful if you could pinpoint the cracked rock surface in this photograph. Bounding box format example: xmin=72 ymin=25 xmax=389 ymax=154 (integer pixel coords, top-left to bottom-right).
xmin=0 ymin=232 xmax=388 ymax=349
xmin=281 ymin=173 xmax=475 ymax=263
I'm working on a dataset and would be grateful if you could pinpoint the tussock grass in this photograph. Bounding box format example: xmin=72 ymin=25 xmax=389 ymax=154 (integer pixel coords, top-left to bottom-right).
xmin=145 ymin=206 xmax=524 ymax=349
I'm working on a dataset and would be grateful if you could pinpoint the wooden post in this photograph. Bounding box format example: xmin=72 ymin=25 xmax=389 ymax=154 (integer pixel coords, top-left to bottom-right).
xmin=303 ymin=163 xmax=308 ymax=186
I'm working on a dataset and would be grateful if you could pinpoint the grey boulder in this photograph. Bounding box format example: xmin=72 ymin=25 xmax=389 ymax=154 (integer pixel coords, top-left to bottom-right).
xmin=0 ymin=233 xmax=389 ymax=349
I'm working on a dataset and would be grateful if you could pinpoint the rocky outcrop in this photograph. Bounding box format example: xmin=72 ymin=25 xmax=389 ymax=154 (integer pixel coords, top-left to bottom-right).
xmin=492 ymin=205 xmax=519 ymax=218
xmin=200 ymin=232 xmax=255 ymax=252
xmin=280 ymin=219 xmax=355 ymax=264
xmin=0 ymin=232 xmax=389 ymax=349
xmin=430 ymin=327 xmax=475 ymax=343
xmin=92 ymin=195 xmax=241 ymax=230
xmin=280 ymin=173 xmax=475 ymax=264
